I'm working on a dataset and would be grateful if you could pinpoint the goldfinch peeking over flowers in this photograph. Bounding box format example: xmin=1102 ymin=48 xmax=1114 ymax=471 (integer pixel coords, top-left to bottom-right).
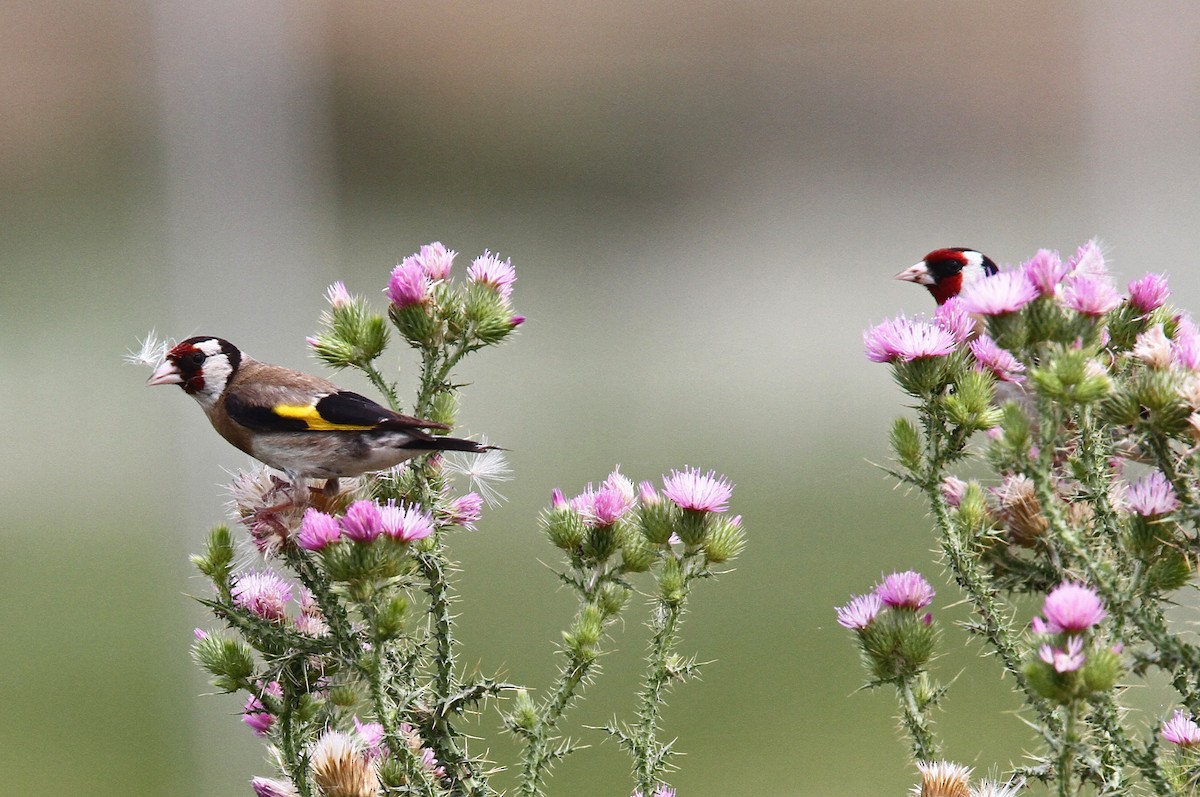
xmin=147 ymin=336 xmax=492 ymax=498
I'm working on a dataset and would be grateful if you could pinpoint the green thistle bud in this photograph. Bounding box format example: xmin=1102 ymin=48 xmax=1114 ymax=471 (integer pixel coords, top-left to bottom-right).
xmin=674 ymin=509 xmax=709 ymax=546
xmin=658 ymin=557 xmax=687 ymax=606
xmin=703 ymin=515 xmax=746 ymax=564
xmin=639 ymin=500 xmax=677 ymax=545
xmin=893 ymin=356 xmax=955 ymax=398
xmin=191 ymin=635 xmax=254 ymax=692
xmin=429 ymin=390 xmax=459 ymax=429
xmin=890 ymin=416 xmax=922 ymax=473
xmin=374 ymin=594 xmax=409 ymax=640
xmin=563 ymin=604 xmax=604 ymax=657
xmin=389 ymin=302 xmax=437 ymax=345
xmin=309 ymin=335 xmax=359 ymax=369
xmin=956 ymin=481 xmax=989 ymax=533
xmin=1025 ymin=295 xmax=1066 ymax=344
xmin=192 ymin=525 xmax=235 ymax=586
xmin=1145 ymin=550 xmax=1192 ymax=593
xmin=542 ymin=507 xmax=585 ymax=551
xmin=584 ymin=523 xmax=619 ymax=562
xmin=1080 ymin=647 xmax=1122 ymax=695
xmin=596 ymin=583 xmax=630 ymax=618
xmin=326 ymin=684 xmax=361 ymax=707
xmin=462 ymin=283 xmax=513 ymax=345
xmin=860 ymin=612 xmax=938 ymax=682
xmin=620 ymin=527 xmax=655 ymax=572
xmin=507 ymin=688 xmax=539 ymax=732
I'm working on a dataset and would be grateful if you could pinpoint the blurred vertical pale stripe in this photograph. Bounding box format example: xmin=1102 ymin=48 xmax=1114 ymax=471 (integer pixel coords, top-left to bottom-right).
xmin=151 ymin=3 xmax=335 ymax=792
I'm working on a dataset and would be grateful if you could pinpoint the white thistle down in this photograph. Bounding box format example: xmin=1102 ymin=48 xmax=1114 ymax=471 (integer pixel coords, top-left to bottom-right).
xmin=442 ymin=436 xmax=512 ymax=506
xmin=124 ymin=330 xmax=171 ymax=369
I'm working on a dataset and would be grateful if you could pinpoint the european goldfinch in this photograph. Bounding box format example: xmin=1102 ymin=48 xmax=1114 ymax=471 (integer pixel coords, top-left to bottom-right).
xmin=895 ymin=248 xmax=998 ymax=305
xmin=148 ymin=336 xmax=491 ymax=496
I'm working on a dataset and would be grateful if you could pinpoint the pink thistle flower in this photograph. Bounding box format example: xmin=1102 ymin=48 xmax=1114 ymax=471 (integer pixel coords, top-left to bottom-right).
xmin=232 ymin=571 xmax=293 ymax=622
xmin=875 ymin=570 xmax=935 ymax=610
xmin=1039 ymin=582 xmax=1106 ymax=634
xmin=1039 ymin=634 xmax=1086 ymax=673
xmin=1125 ymin=469 xmax=1180 ymax=516
xmin=934 ymin=297 xmax=975 ymax=344
xmin=467 ymin=250 xmax=516 ymax=303
xmin=447 ymin=492 xmax=483 ymax=529
xmin=354 ymin=716 xmax=388 ymax=760
xmin=1031 ymin=616 xmax=1049 ymax=635
xmin=193 ymin=627 xmax=209 ymax=640
xmin=387 ymin=258 xmax=431 ymax=309
xmin=412 ymin=241 xmax=456 ymax=280
xmin=864 ymin=316 xmax=957 ymax=363
xmin=661 ymin=467 xmax=733 ymax=513
xmin=510 ymin=315 xmax=526 ymax=327
xmin=968 ymin=334 xmax=1026 ymax=383
xmin=835 ymin=592 xmax=883 ymax=630
xmin=1062 ymin=274 xmax=1121 ymax=316
xmin=589 ymin=468 xmax=636 ymax=525
xmin=297 ymin=508 xmax=342 ymax=551
xmin=1162 ymin=709 xmax=1200 ymax=747
xmin=243 ymin=682 xmax=283 ymax=736
xmin=1128 ymin=272 xmax=1171 ymax=313
xmin=379 ymin=500 xmax=435 ymax=543
xmin=1022 ymin=248 xmax=1069 ymax=297
xmin=325 ymin=281 xmax=351 ymax=309
xmin=639 ymin=480 xmax=660 ymax=505
xmin=958 ymin=270 xmax=1039 ymax=316
xmin=251 ymin=777 xmax=300 ymax=797
xmin=1067 ymin=239 xmax=1108 ymax=276
xmin=550 ymin=488 xmax=567 ymax=509
xmin=1133 ymin=324 xmax=1173 ymax=369
xmin=940 ymin=476 xmax=967 ymax=508
xmin=1172 ymin=316 xmax=1200 ymax=371
xmin=341 ymin=500 xmax=383 ymax=542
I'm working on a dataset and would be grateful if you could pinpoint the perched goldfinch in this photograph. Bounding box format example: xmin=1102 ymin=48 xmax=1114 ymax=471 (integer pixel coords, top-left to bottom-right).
xmin=148 ymin=336 xmax=490 ymax=495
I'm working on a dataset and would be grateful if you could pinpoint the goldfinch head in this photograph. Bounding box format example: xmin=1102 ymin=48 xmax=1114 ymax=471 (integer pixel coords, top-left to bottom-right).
xmin=147 ymin=336 xmax=242 ymax=408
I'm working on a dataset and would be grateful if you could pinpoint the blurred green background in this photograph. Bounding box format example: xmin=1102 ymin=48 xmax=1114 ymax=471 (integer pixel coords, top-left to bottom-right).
xmin=4 ymin=2 xmax=1200 ymax=794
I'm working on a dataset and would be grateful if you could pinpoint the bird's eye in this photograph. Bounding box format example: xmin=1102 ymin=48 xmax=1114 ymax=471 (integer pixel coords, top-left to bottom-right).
xmin=190 ymin=352 xmax=206 ymax=366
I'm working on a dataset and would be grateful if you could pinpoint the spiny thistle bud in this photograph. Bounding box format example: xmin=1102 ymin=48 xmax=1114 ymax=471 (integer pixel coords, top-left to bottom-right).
xmin=596 ymin=583 xmax=630 ymax=618
xmin=658 ymin=556 xmax=687 ymax=606
xmin=428 ymin=389 xmax=458 ymax=429
xmin=584 ymin=523 xmax=620 ymax=562
xmin=639 ymin=498 xmax=677 ymax=545
xmin=389 ymin=301 xmax=437 ymax=345
xmin=310 ymin=730 xmax=380 ymax=797
xmin=373 ymin=594 xmax=409 ymax=640
xmin=620 ymin=526 xmax=656 ymax=572
xmin=327 ymin=684 xmax=362 ymax=707
xmin=1080 ymin=646 xmax=1122 ymax=695
xmin=564 ymin=604 xmax=605 ymax=658
xmin=191 ymin=634 xmax=254 ymax=692
xmin=192 ymin=525 xmax=235 ymax=586
xmin=674 ymin=509 xmax=709 ymax=546
xmin=542 ymin=506 xmax=585 ymax=551
xmin=944 ymin=370 xmax=1001 ymax=431
xmin=703 ymin=514 xmax=746 ymax=564
xmin=891 ymin=416 xmax=923 ymax=473
xmin=954 ymin=481 xmax=990 ymax=536
xmin=507 ymin=688 xmax=539 ymax=733
xmin=859 ymin=611 xmax=939 ymax=682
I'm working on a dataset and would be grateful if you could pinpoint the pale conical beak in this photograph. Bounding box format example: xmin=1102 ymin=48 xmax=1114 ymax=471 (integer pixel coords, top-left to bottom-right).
xmin=146 ymin=360 xmax=184 ymax=386
xmin=894 ymin=262 xmax=933 ymax=285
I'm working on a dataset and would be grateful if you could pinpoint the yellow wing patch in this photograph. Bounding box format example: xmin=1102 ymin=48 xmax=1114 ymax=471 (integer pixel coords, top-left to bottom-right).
xmin=273 ymin=403 xmax=377 ymax=432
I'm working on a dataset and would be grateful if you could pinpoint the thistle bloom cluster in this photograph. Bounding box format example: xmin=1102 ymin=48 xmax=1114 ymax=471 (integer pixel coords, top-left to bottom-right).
xmin=837 ymin=571 xmax=938 ymax=684
xmin=183 ymin=247 xmax=737 ymax=797
xmin=860 ymin=241 xmax=1200 ymax=793
xmin=910 ymin=761 xmax=1021 ymax=797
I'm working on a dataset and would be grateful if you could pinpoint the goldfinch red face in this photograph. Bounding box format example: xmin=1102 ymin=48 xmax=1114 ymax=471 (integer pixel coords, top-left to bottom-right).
xmin=895 ymin=248 xmax=998 ymax=305
xmin=147 ymin=336 xmax=242 ymax=408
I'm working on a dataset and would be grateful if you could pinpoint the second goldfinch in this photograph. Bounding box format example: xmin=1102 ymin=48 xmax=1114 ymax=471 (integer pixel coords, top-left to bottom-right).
xmin=148 ymin=336 xmax=490 ymax=494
